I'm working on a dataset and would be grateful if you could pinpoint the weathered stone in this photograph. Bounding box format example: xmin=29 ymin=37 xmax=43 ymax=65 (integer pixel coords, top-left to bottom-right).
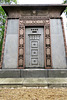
xmin=2 ymin=5 xmax=67 ymax=18
xmin=0 ymin=69 xmax=20 ymax=78
xmin=2 ymin=19 xmax=19 ymax=69
xmin=48 ymin=69 xmax=67 ymax=77
xmin=50 ymin=19 xmax=67 ymax=69
xmin=2 ymin=35 xmax=18 ymax=68
xmin=21 ymin=69 xmax=47 ymax=78
xmin=7 ymin=19 xmax=19 ymax=34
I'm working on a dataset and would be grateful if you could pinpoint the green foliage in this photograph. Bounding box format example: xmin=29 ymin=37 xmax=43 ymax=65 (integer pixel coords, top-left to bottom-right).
xmin=64 ymin=0 xmax=66 ymax=4
xmin=63 ymin=0 xmax=67 ymax=15
xmin=0 ymin=6 xmax=6 ymax=61
xmin=64 ymin=7 xmax=67 ymax=15
xmin=0 ymin=0 xmax=17 ymax=61
xmin=0 ymin=0 xmax=17 ymax=4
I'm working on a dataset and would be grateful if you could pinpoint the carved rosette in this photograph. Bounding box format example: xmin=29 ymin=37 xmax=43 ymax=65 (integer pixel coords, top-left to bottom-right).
xmin=45 ymin=19 xmax=52 ymax=68
xmin=18 ymin=20 xmax=25 ymax=68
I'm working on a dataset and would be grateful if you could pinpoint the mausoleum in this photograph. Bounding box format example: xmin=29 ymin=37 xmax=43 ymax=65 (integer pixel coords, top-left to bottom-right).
xmin=0 ymin=4 xmax=67 ymax=77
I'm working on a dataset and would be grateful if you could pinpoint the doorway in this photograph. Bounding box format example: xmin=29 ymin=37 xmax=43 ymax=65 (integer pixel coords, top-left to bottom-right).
xmin=25 ymin=27 xmax=44 ymax=68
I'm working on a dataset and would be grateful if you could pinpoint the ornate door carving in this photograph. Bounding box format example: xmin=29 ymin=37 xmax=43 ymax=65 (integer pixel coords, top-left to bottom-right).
xmin=25 ymin=27 xmax=44 ymax=68
xmin=18 ymin=18 xmax=52 ymax=69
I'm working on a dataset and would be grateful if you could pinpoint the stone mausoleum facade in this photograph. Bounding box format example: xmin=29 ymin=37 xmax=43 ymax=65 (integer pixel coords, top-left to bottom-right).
xmin=0 ymin=4 xmax=67 ymax=78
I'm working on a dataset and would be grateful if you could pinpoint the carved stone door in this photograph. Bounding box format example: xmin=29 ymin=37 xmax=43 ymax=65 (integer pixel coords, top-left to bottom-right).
xmin=25 ymin=27 xmax=44 ymax=68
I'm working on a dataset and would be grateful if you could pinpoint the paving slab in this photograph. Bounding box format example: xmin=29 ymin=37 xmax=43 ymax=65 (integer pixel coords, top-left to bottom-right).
xmin=47 ymin=78 xmax=67 ymax=84
xmin=23 ymin=78 xmax=47 ymax=87
xmin=0 ymin=78 xmax=67 ymax=87
xmin=0 ymin=78 xmax=23 ymax=84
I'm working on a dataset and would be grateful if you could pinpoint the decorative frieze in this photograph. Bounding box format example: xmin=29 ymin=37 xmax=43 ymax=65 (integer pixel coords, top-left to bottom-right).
xmin=18 ymin=20 xmax=25 ymax=68
xmin=45 ymin=19 xmax=52 ymax=68
xmin=25 ymin=20 xmax=44 ymax=24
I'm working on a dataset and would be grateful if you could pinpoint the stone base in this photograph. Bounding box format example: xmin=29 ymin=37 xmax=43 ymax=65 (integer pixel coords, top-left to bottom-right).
xmin=0 ymin=69 xmax=67 ymax=78
xmin=48 ymin=69 xmax=67 ymax=77
xmin=21 ymin=69 xmax=47 ymax=78
xmin=0 ymin=69 xmax=20 ymax=78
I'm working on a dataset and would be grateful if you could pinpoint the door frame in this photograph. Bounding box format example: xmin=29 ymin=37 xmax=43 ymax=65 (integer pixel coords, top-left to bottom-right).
xmin=18 ymin=17 xmax=52 ymax=69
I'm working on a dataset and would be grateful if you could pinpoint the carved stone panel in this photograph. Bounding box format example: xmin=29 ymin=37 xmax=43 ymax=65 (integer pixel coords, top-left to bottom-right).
xmin=18 ymin=18 xmax=52 ymax=69
xmin=25 ymin=27 xmax=44 ymax=68
xmin=18 ymin=20 xmax=25 ymax=68
xmin=45 ymin=19 xmax=52 ymax=68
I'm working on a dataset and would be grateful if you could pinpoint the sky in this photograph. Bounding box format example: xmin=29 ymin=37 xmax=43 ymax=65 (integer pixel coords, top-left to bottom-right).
xmin=17 ymin=0 xmax=67 ymax=44
xmin=17 ymin=0 xmax=63 ymax=4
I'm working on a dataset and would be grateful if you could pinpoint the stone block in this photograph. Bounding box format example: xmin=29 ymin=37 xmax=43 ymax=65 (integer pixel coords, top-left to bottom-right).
xmin=48 ymin=69 xmax=67 ymax=77
xmin=0 ymin=69 xmax=20 ymax=78
xmin=2 ymin=19 xmax=19 ymax=69
xmin=50 ymin=19 xmax=66 ymax=69
xmin=2 ymin=35 xmax=18 ymax=68
xmin=7 ymin=19 xmax=19 ymax=34
xmin=21 ymin=69 xmax=47 ymax=78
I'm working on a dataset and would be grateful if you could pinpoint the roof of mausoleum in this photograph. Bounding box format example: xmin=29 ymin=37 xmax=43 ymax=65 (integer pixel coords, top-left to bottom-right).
xmin=1 ymin=4 xmax=67 ymax=17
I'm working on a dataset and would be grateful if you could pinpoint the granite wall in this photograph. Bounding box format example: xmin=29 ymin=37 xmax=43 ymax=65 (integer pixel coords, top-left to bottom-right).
xmin=2 ymin=19 xmax=19 ymax=68
xmin=50 ymin=19 xmax=67 ymax=68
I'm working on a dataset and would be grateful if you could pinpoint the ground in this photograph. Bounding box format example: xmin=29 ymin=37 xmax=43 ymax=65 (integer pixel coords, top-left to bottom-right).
xmin=0 ymin=87 xmax=67 ymax=100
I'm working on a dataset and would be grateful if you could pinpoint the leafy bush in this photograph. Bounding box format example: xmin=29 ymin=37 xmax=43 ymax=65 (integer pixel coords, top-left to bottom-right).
xmin=0 ymin=6 xmax=6 ymax=61
xmin=63 ymin=0 xmax=67 ymax=15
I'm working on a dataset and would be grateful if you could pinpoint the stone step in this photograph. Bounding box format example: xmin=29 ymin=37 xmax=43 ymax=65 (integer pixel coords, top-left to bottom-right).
xmin=21 ymin=69 xmax=47 ymax=78
xmin=0 ymin=69 xmax=67 ymax=78
xmin=0 ymin=78 xmax=67 ymax=88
